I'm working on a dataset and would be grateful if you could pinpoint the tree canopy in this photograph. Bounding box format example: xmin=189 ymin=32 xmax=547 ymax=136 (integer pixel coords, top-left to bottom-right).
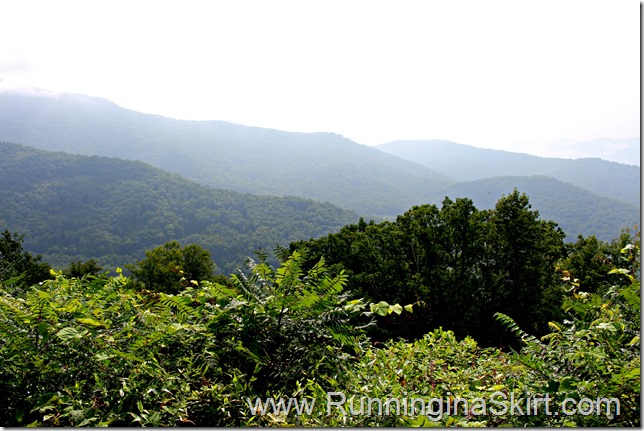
xmin=290 ymin=190 xmax=567 ymax=346
xmin=126 ymin=241 xmax=216 ymax=294
xmin=0 ymin=230 xmax=52 ymax=296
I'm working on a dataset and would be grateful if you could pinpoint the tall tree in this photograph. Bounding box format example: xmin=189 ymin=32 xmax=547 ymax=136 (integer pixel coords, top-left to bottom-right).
xmin=479 ymin=189 xmax=566 ymax=345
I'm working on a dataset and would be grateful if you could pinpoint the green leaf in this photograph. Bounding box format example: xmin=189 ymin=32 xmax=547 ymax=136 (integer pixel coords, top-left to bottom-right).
xmin=370 ymin=301 xmax=390 ymax=317
xmin=55 ymin=327 xmax=85 ymax=341
xmin=389 ymin=303 xmax=403 ymax=315
xmin=76 ymin=317 xmax=103 ymax=327
xmin=37 ymin=321 xmax=49 ymax=337
xmin=558 ymin=376 xmax=575 ymax=391
xmin=404 ymin=304 xmax=414 ymax=313
xmin=609 ymin=268 xmax=629 ymax=275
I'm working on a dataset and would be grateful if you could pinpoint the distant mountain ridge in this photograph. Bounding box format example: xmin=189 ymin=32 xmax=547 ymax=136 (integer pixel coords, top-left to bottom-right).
xmin=377 ymin=140 xmax=640 ymax=207
xmin=513 ymin=136 xmax=640 ymax=167
xmin=0 ymin=142 xmax=360 ymax=273
xmin=0 ymin=91 xmax=452 ymax=217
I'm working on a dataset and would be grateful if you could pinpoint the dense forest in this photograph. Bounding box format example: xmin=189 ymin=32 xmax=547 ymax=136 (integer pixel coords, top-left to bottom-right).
xmin=0 ymin=92 xmax=452 ymax=217
xmin=0 ymin=141 xmax=638 ymax=278
xmin=0 ymin=142 xmax=360 ymax=273
xmin=0 ymin=191 xmax=639 ymax=426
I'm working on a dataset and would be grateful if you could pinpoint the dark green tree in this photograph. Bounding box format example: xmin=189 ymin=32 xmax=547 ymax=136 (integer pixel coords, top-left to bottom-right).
xmin=290 ymin=191 xmax=567 ymax=347
xmin=63 ymin=258 xmax=103 ymax=279
xmin=479 ymin=189 xmax=566 ymax=345
xmin=0 ymin=230 xmax=52 ymax=296
xmin=126 ymin=240 xmax=216 ymax=293
xmin=559 ymin=234 xmax=623 ymax=294
xmin=402 ymin=198 xmax=488 ymax=340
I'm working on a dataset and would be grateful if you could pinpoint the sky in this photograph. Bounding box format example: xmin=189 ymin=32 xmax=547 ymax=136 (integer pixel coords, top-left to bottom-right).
xmin=0 ymin=0 xmax=640 ymax=163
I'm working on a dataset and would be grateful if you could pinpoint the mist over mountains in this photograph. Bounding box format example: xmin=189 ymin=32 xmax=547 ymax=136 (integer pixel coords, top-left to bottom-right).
xmin=0 ymin=91 xmax=452 ymax=217
xmin=377 ymin=140 xmax=640 ymax=207
xmin=512 ymin=136 xmax=640 ymax=167
xmin=0 ymin=90 xmax=640 ymax=270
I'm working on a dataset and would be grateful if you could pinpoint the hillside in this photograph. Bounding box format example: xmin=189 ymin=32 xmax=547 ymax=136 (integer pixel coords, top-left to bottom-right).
xmin=443 ymin=176 xmax=639 ymax=241
xmin=0 ymin=91 xmax=452 ymax=217
xmin=377 ymin=140 xmax=640 ymax=207
xmin=0 ymin=142 xmax=360 ymax=273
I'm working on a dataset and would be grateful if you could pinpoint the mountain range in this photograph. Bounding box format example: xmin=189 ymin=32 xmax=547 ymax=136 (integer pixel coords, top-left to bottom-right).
xmin=0 ymin=142 xmax=359 ymax=273
xmin=377 ymin=140 xmax=640 ymax=207
xmin=0 ymin=91 xmax=451 ymax=217
xmin=0 ymin=90 xmax=639 ymax=263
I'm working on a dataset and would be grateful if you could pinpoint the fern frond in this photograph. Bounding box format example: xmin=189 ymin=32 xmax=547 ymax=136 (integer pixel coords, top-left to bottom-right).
xmin=231 ymin=272 xmax=267 ymax=305
xmin=158 ymin=293 xmax=199 ymax=320
xmin=547 ymin=321 xmax=562 ymax=332
xmin=494 ymin=312 xmax=544 ymax=347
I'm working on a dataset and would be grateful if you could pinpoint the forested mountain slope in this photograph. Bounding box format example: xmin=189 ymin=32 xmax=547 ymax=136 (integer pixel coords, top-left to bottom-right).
xmin=0 ymin=142 xmax=360 ymax=273
xmin=443 ymin=176 xmax=639 ymax=241
xmin=377 ymin=139 xmax=640 ymax=207
xmin=0 ymin=92 xmax=452 ymax=217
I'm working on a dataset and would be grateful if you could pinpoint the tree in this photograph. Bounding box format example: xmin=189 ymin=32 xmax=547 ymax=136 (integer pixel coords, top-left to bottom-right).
xmin=479 ymin=189 xmax=566 ymax=345
xmin=0 ymin=230 xmax=52 ymax=296
xmin=290 ymin=191 xmax=567 ymax=347
xmin=126 ymin=240 xmax=216 ymax=293
xmin=63 ymin=258 xmax=103 ymax=279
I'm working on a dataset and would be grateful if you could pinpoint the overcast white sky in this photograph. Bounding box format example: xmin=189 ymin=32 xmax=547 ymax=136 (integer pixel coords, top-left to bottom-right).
xmin=0 ymin=0 xmax=640 ymax=161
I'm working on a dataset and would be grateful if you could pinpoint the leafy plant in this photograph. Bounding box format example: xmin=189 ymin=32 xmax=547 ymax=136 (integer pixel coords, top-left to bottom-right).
xmin=495 ymin=238 xmax=640 ymax=426
xmin=0 ymin=250 xmax=388 ymax=426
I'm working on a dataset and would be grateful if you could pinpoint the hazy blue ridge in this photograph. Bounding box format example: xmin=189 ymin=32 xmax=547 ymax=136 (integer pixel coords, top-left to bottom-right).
xmin=377 ymin=139 xmax=640 ymax=207
xmin=0 ymin=92 xmax=453 ymax=218
xmin=0 ymin=142 xmax=361 ymax=274
xmin=0 ymin=92 xmax=638 ymax=243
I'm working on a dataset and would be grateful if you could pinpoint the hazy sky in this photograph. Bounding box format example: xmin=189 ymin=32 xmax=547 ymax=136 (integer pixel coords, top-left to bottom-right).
xmin=0 ymin=0 xmax=640 ymax=161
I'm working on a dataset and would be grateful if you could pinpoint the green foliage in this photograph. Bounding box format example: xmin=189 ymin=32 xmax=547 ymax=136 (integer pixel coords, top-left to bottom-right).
xmin=482 ymin=190 xmax=567 ymax=342
xmin=559 ymin=226 xmax=640 ymax=295
xmin=294 ymin=328 xmax=530 ymax=426
xmin=0 ymin=233 xmax=639 ymax=426
xmin=62 ymin=258 xmax=103 ymax=279
xmin=126 ymin=240 xmax=216 ymax=293
xmin=0 ymin=141 xmax=360 ymax=274
xmin=291 ymin=190 xmax=566 ymax=346
xmin=0 ymin=251 xmax=374 ymax=426
xmin=0 ymin=230 xmax=52 ymax=296
xmin=258 ymin=238 xmax=640 ymax=427
xmin=494 ymin=238 xmax=641 ymax=426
